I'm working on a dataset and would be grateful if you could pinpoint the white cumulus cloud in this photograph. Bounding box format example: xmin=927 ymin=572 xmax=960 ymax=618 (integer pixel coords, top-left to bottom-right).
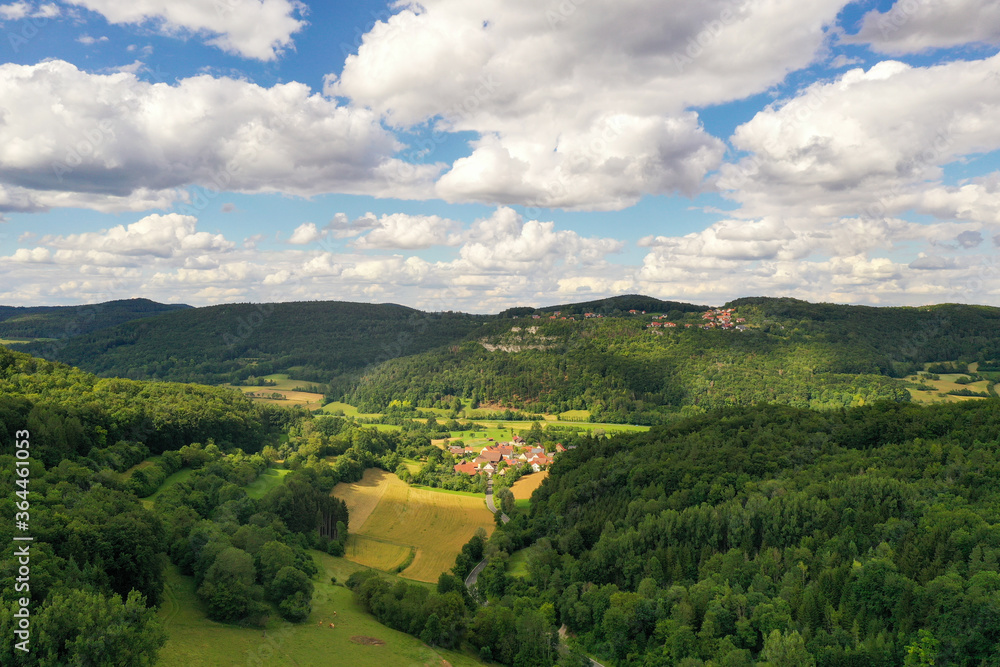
xmin=66 ymin=0 xmax=307 ymax=61
xmin=333 ymin=0 xmax=848 ymax=210
xmin=0 ymin=60 xmax=439 ymax=214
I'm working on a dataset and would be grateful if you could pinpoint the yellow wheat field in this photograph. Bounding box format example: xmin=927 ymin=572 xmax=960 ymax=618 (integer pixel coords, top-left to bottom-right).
xmin=343 ymin=534 xmax=413 ymax=572
xmin=510 ymin=470 xmax=548 ymax=500
xmin=334 ymin=469 xmax=495 ymax=582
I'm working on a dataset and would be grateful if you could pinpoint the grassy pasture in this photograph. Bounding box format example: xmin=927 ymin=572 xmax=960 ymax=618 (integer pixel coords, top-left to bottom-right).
xmin=320 ymin=401 xmax=384 ymax=419
xmin=245 ymin=468 xmax=292 ymax=499
xmin=242 ymin=389 xmax=326 ymax=411
xmin=905 ymin=365 xmax=993 ymax=404
xmin=506 ymin=549 xmax=529 ymax=579
xmin=226 ymin=374 xmax=327 ymax=411
xmin=334 ymin=469 xmax=494 ymax=582
xmin=316 ymin=400 xmax=649 ymax=435
xmin=141 ymin=467 xmax=194 ymax=507
xmin=155 ymin=554 xmax=485 ymax=667
xmin=401 ymin=458 xmax=423 ymax=474
xmin=120 ymin=456 xmax=161 ymax=481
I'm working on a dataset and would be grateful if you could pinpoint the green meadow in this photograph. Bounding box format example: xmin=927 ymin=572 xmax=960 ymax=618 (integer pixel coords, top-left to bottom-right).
xmin=244 ymin=468 xmax=293 ymax=499
xmin=156 ymin=553 xmax=486 ymax=667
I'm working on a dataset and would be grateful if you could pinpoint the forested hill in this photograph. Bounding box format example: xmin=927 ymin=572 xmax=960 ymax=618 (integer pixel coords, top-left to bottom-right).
xmin=0 ymin=345 xmax=286 ymax=462
xmin=15 ymin=300 xmax=487 ymax=385
xmin=728 ymin=297 xmax=1000 ymax=370
xmin=348 ymin=298 xmax=1000 ymax=423
xmin=0 ymin=298 xmax=190 ymax=340
xmin=9 ymin=295 xmax=1000 ymax=422
xmin=0 ymin=347 xmax=341 ymax=665
xmin=500 ymin=294 xmax=709 ymax=318
xmin=482 ymin=400 xmax=1000 ymax=665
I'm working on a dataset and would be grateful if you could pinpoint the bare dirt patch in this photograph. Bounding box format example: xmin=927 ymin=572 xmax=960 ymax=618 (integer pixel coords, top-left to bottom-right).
xmin=350 ymin=636 xmax=386 ymax=646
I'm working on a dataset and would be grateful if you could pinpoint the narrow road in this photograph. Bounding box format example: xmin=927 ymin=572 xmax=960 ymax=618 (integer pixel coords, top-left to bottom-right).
xmin=558 ymin=626 xmax=608 ymax=667
xmin=465 ymin=478 xmax=509 ymax=597
xmin=464 ymin=557 xmax=488 ymax=590
xmin=485 ymin=478 xmax=510 ymax=524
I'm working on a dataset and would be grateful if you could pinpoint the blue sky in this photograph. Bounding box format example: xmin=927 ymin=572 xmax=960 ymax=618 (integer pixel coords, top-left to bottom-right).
xmin=0 ymin=0 xmax=998 ymax=311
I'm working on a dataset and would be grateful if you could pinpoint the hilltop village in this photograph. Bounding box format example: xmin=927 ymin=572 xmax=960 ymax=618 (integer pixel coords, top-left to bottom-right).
xmin=525 ymin=306 xmax=750 ymax=331
xmin=648 ymin=307 xmax=748 ymax=331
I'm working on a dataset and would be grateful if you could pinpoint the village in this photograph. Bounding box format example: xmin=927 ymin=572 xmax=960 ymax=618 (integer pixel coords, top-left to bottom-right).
xmin=646 ymin=307 xmax=748 ymax=332
xmin=523 ymin=306 xmax=750 ymax=331
xmin=449 ymin=435 xmax=571 ymax=477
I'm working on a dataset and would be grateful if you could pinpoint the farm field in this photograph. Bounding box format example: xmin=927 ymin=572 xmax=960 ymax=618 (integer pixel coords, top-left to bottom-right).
xmin=156 ymin=554 xmax=485 ymax=667
xmin=227 ymin=374 xmax=327 ymax=411
xmin=334 ymin=469 xmax=494 ymax=582
xmin=343 ymin=535 xmax=413 ymax=572
xmin=431 ymin=420 xmax=648 ymax=450
xmin=510 ymin=471 xmax=548 ymax=502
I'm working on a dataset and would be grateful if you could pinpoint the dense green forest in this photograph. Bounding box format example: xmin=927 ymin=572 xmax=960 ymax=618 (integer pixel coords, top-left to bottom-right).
xmin=347 ymin=400 xmax=1000 ymax=666
xmin=347 ymin=316 xmax=911 ymax=423
xmin=500 ymin=295 xmax=709 ymax=318
xmin=0 ymin=298 xmax=190 ymax=340
xmin=345 ymin=298 xmax=1000 ymax=424
xmin=0 ymin=348 xmax=359 ymax=665
xmin=16 ymin=300 xmax=486 ymax=385
xmin=729 ymin=298 xmax=1000 ymax=372
xmin=12 ymin=297 xmax=1000 ymax=427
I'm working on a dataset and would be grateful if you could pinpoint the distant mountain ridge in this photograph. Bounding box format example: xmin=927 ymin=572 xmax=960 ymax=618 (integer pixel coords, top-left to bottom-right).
xmin=6 ymin=295 xmax=1000 ymax=424
xmin=347 ymin=296 xmax=1000 ymax=423
xmin=13 ymin=299 xmax=487 ymax=385
xmin=0 ymin=298 xmax=191 ymax=340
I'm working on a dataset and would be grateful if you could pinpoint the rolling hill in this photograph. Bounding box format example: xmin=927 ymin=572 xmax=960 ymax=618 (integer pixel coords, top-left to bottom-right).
xmin=346 ymin=297 xmax=1000 ymax=423
xmin=14 ymin=300 xmax=488 ymax=385
xmin=0 ymin=297 xmax=190 ymax=340
xmin=8 ymin=295 xmax=1000 ymax=424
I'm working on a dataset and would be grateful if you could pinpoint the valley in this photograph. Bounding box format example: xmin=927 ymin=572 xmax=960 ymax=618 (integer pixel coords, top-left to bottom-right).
xmin=3 ymin=294 xmax=1000 ymax=666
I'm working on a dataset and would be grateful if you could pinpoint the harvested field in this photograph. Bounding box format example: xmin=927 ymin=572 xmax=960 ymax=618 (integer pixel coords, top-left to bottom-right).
xmin=335 ymin=469 xmax=494 ymax=582
xmin=510 ymin=471 xmax=548 ymax=501
xmin=343 ymin=535 xmax=413 ymax=572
